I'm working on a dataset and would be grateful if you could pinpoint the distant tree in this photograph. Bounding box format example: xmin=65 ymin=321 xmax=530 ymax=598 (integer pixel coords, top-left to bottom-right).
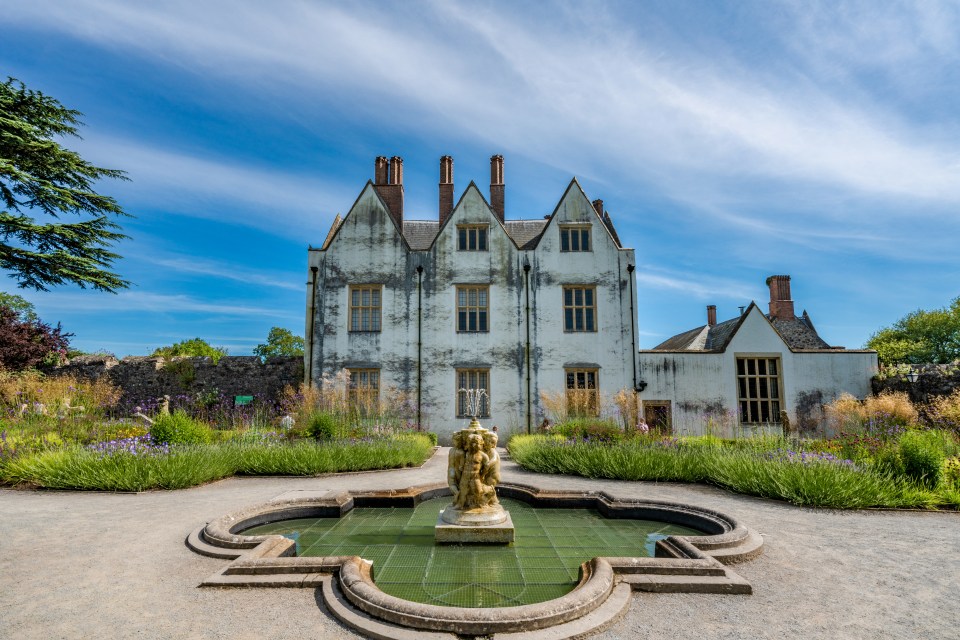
xmin=0 ymin=303 xmax=71 ymax=370
xmin=1 ymin=77 xmax=130 ymax=292
xmin=254 ymin=327 xmax=304 ymax=359
xmin=152 ymin=338 xmax=228 ymax=363
xmin=0 ymin=291 xmax=38 ymax=322
xmin=867 ymin=297 xmax=960 ymax=365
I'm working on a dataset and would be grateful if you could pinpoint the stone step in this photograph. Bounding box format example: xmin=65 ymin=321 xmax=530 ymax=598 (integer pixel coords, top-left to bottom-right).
xmin=621 ymin=570 xmax=752 ymax=594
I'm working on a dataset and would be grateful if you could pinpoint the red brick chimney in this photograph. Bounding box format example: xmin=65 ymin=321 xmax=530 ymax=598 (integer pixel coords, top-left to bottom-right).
xmin=592 ymin=199 xmax=604 ymax=216
xmin=490 ymin=155 xmax=504 ymax=222
xmin=439 ymin=155 xmax=454 ymax=225
xmin=766 ymin=275 xmax=795 ymax=320
xmin=374 ymin=156 xmax=389 ymax=185
xmin=374 ymin=156 xmax=404 ymax=228
xmin=707 ymin=305 xmax=717 ymax=327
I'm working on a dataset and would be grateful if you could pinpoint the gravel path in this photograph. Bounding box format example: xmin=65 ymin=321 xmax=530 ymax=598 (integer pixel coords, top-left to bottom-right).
xmin=1 ymin=448 xmax=957 ymax=639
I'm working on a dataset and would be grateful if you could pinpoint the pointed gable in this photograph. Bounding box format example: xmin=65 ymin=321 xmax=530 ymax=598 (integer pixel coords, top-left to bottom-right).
xmin=322 ymin=181 xmax=410 ymax=253
xmin=536 ymin=178 xmax=626 ymax=252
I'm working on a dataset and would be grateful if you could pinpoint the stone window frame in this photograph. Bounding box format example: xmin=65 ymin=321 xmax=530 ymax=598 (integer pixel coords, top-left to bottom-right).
xmin=735 ymin=354 xmax=783 ymax=425
xmin=348 ymin=285 xmax=382 ymax=333
xmin=456 ymin=368 xmax=490 ymax=418
xmin=562 ymin=285 xmax=597 ymax=332
xmin=457 ymin=224 xmax=489 ymax=251
xmin=559 ymin=224 xmax=592 ymax=252
xmin=456 ymin=285 xmax=490 ymax=333
xmin=565 ymin=367 xmax=599 ymax=417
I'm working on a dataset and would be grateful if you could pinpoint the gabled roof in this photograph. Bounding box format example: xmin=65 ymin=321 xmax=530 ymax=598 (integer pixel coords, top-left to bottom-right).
xmin=398 ymin=218 xmax=548 ymax=251
xmin=318 ymin=175 xmax=628 ymax=253
xmin=648 ymin=302 xmax=833 ymax=353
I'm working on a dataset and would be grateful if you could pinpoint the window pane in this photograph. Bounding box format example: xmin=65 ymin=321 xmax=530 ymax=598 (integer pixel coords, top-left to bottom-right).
xmin=768 ymin=359 xmax=778 ymax=375
xmin=458 ymin=311 xmax=467 ymax=331
xmin=564 ymin=288 xmax=572 ymax=305
xmin=479 ymin=289 xmax=487 ymax=306
xmin=560 ymin=230 xmax=569 ymax=251
xmin=459 ymin=229 xmax=467 ymax=249
xmin=469 ymin=313 xmax=477 ymax=332
xmin=566 ymin=373 xmax=575 ymax=389
xmin=747 ymin=360 xmax=756 ymax=375
xmin=351 ymin=310 xmax=359 ymax=331
xmin=584 ymin=289 xmax=593 ymax=306
xmin=737 ymin=359 xmax=745 ymax=375
xmin=575 ymin=309 xmax=583 ymax=331
xmin=581 ymin=229 xmax=590 ymax=250
xmin=565 ymin=308 xmax=573 ymax=330
xmin=585 ymin=311 xmax=594 ymax=332
xmin=758 ymin=359 xmax=766 ymax=375
xmin=759 ymin=378 xmax=768 ymax=399
xmin=478 ymin=230 xmax=487 ymax=250
xmin=372 ymin=289 xmax=380 ymax=306
xmin=478 ymin=311 xmax=487 ymax=331
xmin=571 ymin=232 xmax=580 ymax=251
xmin=458 ymin=289 xmax=466 ymax=306
xmin=574 ymin=289 xmax=583 ymax=306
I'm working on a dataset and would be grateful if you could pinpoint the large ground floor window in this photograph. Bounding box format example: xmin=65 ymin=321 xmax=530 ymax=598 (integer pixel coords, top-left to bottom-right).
xmin=456 ymin=369 xmax=490 ymax=418
xmin=348 ymin=368 xmax=380 ymax=415
xmin=565 ymin=368 xmax=599 ymax=416
xmin=736 ymin=356 xmax=782 ymax=424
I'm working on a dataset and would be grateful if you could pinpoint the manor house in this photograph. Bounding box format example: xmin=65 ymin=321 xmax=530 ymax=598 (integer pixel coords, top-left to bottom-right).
xmin=305 ymin=156 xmax=639 ymax=440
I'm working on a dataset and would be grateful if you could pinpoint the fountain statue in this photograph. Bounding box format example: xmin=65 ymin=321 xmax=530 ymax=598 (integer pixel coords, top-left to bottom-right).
xmin=435 ymin=389 xmax=514 ymax=543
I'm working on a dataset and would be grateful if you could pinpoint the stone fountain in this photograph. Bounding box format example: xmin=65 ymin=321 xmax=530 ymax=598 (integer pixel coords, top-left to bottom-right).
xmin=435 ymin=389 xmax=514 ymax=544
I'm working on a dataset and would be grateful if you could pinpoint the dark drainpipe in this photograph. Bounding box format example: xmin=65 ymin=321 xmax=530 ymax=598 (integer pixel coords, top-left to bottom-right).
xmin=524 ymin=261 xmax=532 ymax=434
xmin=306 ymin=266 xmax=318 ymax=386
xmin=627 ymin=264 xmax=638 ymax=391
xmin=416 ymin=264 xmax=423 ymax=429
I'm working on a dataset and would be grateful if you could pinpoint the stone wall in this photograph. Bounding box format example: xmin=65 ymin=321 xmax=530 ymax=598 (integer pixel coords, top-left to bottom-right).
xmin=50 ymin=354 xmax=304 ymax=405
xmin=871 ymin=364 xmax=960 ymax=404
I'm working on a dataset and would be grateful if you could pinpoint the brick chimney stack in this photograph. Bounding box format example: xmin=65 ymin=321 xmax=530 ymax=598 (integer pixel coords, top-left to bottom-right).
xmin=592 ymin=199 xmax=604 ymax=216
xmin=766 ymin=275 xmax=795 ymax=320
xmin=373 ymin=156 xmax=404 ymax=228
xmin=374 ymin=156 xmax=389 ymax=186
xmin=707 ymin=305 xmax=717 ymax=327
xmin=439 ymin=155 xmax=454 ymax=225
xmin=490 ymin=154 xmax=504 ymax=222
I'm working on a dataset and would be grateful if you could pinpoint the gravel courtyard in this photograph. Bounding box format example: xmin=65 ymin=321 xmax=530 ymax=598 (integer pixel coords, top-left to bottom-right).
xmin=1 ymin=448 xmax=956 ymax=640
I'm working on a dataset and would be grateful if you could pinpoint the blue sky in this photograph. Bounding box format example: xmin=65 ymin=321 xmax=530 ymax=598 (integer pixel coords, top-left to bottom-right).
xmin=2 ymin=0 xmax=959 ymax=356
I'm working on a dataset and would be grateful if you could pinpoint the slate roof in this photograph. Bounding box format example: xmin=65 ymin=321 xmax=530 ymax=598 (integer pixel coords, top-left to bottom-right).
xmin=402 ymin=220 xmax=439 ymax=250
xmin=504 ymin=220 xmax=549 ymax=249
xmin=650 ymin=304 xmax=834 ymax=352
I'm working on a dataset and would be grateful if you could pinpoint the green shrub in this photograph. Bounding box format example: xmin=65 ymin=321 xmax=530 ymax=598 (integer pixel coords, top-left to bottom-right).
xmin=307 ymin=412 xmax=339 ymax=440
xmin=150 ymin=410 xmax=211 ymax=445
xmin=899 ymin=430 xmax=946 ymax=488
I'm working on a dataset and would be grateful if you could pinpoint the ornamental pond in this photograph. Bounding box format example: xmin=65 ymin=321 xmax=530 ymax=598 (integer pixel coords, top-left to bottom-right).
xmin=242 ymin=496 xmax=703 ymax=607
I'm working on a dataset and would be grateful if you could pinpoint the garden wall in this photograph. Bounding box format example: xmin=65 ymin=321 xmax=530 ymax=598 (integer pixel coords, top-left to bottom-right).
xmin=871 ymin=364 xmax=960 ymax=404
xmin=50 ymin=355 xmax=303 ymax=405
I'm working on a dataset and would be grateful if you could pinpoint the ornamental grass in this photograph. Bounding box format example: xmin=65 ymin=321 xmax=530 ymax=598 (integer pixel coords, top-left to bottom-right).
xmin=0 ymin=434 xmax=434 ymax=491
xmin=507 ymin=435 xmax=950 ymax=510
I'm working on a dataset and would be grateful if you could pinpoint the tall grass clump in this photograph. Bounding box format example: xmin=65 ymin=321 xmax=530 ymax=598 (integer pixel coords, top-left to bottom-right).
xmin=898 ymin=430 xmax=947 ymax=488
xmin=508 ymin=434 xmax=945 ymax=509
xmin=1 ymin=443 xmax=235 ymax=491
xmin=234 ymin=434 xmax=434 ymax=476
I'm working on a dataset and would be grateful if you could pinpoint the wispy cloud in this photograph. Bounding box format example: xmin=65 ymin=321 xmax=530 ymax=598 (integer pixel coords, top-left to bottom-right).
xmin=75 ymin=136 xmax=350 ymax=237
xmin=29 ymin=290 xmax=298 ymax=319
xmin=635 ymin=267 xmax=755 ymax=301
xmin=9 ymin=0 xmax=960 ymax=214
xmin=140 ymin=252 xmax=302 ymax=291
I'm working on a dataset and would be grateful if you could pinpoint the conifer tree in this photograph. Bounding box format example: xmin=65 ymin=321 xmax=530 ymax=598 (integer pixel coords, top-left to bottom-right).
xmin=1 ymin=77 xmax=130 ymax=292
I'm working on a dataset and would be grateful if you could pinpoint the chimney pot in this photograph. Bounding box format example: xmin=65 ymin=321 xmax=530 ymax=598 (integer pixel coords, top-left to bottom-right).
xmin=439 ymin=155 xmax=454 ymax=225
xmin=490 ymin=155 xmax=505 ymax=222
xmin=592 ymin=199 xmax=604 ymax=216
xmin=707 ymin=305 xmax=717 ymax=327
xmin=766 ymin=275 xmax=795 ymax=320
xmin=374 ymin=156 xmax=388 ymax=185
xmin=374 ymin=155 xmax=404 ymax=228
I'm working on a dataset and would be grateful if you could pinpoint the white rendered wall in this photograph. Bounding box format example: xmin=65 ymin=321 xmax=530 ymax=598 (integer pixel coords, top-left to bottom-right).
xmin=639 ymin=305 xmax=878 ymax=436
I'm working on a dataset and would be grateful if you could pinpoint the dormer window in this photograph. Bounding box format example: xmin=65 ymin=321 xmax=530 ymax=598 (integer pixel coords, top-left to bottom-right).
xmin=458 ymin=225 xmax=488 ymax=251
xmin=560 ymin=225 xmax=591 ymax=252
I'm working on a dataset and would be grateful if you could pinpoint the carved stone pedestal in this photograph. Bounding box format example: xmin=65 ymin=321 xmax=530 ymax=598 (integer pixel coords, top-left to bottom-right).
xmin=435 ymin=510 xmax=515 ymax=544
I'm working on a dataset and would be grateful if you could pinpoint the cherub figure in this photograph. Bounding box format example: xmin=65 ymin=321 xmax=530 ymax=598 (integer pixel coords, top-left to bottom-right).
xmin=447 ymin=432 xmax=465 ymax=504
xmin=455 ymin=433 xmax=490 ymax=510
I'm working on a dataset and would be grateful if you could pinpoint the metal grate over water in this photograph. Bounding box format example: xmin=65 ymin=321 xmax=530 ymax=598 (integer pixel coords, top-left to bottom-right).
xmin=242 ymin=497 xmax=701 ymax=607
